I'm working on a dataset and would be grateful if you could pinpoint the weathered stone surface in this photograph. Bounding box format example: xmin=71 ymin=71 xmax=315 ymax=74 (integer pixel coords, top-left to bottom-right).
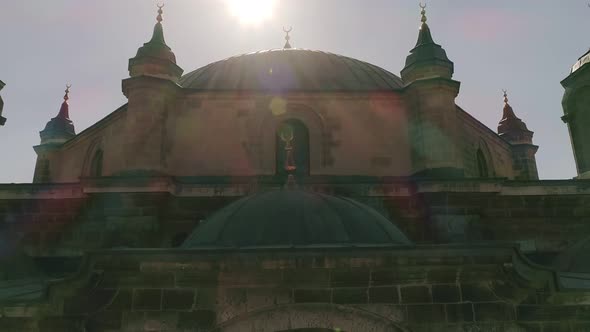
xmin=162 ymin=289 xmax=195 ymax=311
xmin=133 ymin=289 xmax=162 ymax=311
xmin=401 ymin=285 xmax=432 ymax=304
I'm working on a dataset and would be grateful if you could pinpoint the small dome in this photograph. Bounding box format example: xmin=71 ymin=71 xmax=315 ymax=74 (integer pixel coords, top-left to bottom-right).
xmin=182 ymin=190 xmax=412 ymax=248
xmin=180 ymin=49 xmax=404 ymax=92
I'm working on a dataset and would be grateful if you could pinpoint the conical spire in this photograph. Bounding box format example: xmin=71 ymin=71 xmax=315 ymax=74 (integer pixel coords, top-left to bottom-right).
xmin=415 ymin=3 xmax=434 ymax=47
xmin=128 ymin=3 xmax=183 ymax=81
xmin=401 ymin=3 xmax=453 ymax=82
xmin=498 ymin=90 xmax=531 ymax=137
xmin=148 ymin=4 xmax=168 ymax=47
xmin=500 ymin=90 xmax=518 ymax=121
xmin=134 ymin=4 xmax=175 ymax=60
xmin=40 ymin=85 xmax=76 ymax=143
xmin=56 ymin=84 xmax=71 ymax=119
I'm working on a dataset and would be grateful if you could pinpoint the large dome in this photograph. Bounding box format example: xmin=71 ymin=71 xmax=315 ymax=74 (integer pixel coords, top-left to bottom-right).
xmin=179 ymin=49 xmax=404 ymax=92
xmin=182 ymin=189 xmax=412 ymax=248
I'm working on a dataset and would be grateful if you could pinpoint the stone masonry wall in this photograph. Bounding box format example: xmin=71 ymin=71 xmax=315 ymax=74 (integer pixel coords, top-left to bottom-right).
xmin=2 ymin=248 xmax=588 ymax=332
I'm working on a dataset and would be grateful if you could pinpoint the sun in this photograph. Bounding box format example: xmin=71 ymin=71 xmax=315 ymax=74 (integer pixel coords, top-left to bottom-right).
xmin=226 ymin=0 xmax=275 ymax=25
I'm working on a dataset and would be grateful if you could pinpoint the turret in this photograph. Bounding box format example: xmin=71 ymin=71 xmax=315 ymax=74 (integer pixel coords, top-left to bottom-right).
xmin=120 ymin=5 xmax=183 ymax=175
xmin=127 ymin=4 xmax=183 ymax=82
xmin=402 ymin=4 xmax=463 ymax=178
xmin=33 ymin=85 xmax=76 ymax=182
xmin=497 ymin=91 xmax=538 ymax=180
xmin=561 ymin=49 xmax=590 ymax=179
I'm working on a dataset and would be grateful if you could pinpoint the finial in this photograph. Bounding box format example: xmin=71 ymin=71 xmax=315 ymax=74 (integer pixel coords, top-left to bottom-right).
xmin=419 ymin=3 xmax=427 ymax=24
xmin=157 ymin=3 xmax=164 ymax=23
xmin=502 ymin=89 xmax=508 ymax=104
xmin=283 ymin=26 xmax=293 ymax=49
xmin=64 ymin=84 xmax=71 ymax=102
xmin=279 ymin=123 xmax=298 ymax=189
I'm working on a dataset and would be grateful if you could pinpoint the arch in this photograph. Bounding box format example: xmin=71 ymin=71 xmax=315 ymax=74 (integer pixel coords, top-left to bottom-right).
xmin=476 ymin=139 xmax=495 ymax=178
xmin=211 ymin=303 xmax=408 ymax=332
xmin=90 ymin=149 xmax=103 ymax=177
xmin=259 ymin=103 xmax=329 ymax=175
xmin=82 ymin=139 xmax=105 ymax=177
xmin=476 ymin=148 xmax=488 ymax=178
xmin=276 ymin=119 xmax=310 ymax=176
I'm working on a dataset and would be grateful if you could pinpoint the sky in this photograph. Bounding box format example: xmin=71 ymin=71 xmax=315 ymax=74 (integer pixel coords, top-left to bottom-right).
xmin=0 ymin=0 xmax=587 ymax=183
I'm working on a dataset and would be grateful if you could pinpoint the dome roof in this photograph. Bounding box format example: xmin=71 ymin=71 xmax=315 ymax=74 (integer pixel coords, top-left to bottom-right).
xmin=179 ymin=49 xmax=404 ymax=92
xmin=182 ymin=190 xmax=412 ymax=248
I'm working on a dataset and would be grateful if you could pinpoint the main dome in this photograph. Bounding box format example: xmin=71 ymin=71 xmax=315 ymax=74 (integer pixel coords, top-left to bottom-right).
xmin=182 ymin=189 xmax=412 ymax=248
xmin=179 ymin=49 xmax=404 ymax=92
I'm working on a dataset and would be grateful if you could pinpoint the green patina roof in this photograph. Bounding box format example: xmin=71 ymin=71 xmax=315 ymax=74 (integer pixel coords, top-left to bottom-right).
xmin=182 ymin=189 xmax=412 ymax=248
xmin=179 ymin=49 xmax=404 ymax=92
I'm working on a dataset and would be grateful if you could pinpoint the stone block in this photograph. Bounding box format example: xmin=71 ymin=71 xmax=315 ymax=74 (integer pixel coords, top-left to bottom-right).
xmin=432 ymin=284 xmax=460 ymax=303
xmin=474 ymin=302 xmax=514 ymax=322
xmin=283 ymin=269 xmax=331 ymax=287
xmin=105 ymin=289 xmax=132 ymax=312
xmin=133 ymin=289 xmax=162 ymax=311
xmin=294 ymin=289 xmax=332 ymax=303
xmin=368 ymin=286 xmax=399 ymax=304
xmin=401 ymin=286 xmax=432 ymax=304
xmin=445 ymin=303 xmax=474 ymax=322
xmin=162 ymin=289 xmax=195 ymax=311
xmin=246 ymin=287 xmax=292 ymax=311
xmin=407 ymin=304 xmax=445 ymax=323
xmin=461 ymin=283 xmax=499 ymax=302
xmin=175 ymin=271 xmax=219 ymax=287
xmin=177 ymin=310 xmax=216 ymax=330
xmin=517 ymin=305 xmax=577 ymax=321
xmin=330 ymin=269 xmax=370 ymax=287
xmin=371 ymin=269 xmax=395 ymax=286
xmin=196 ymin=288 xmax=217 ymax=309
xmin=332 ymin=287 xmax=367 ymax=304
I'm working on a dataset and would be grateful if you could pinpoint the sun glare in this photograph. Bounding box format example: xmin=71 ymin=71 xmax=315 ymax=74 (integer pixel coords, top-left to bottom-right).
xmin=226 ymin=0 xmax=275 ymax=24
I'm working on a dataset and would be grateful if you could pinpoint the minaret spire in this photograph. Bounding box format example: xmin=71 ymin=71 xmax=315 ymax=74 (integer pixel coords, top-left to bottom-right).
xmin=501 ymin=89 xmax=518 ymax=120
xmin=57 ymin=84 xmax=71 ymax=119
xmin=283 ymin=26 xmax=293 ymax=49
xmin=415 ymin=3 xmax=435 ymax=47
xmin=148 ymin=3 xmax=167 ymax=46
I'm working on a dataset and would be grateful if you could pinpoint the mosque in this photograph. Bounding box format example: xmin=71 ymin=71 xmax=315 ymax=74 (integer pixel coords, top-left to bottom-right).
xmin=1 ymin=4 xmax=590 ymax=332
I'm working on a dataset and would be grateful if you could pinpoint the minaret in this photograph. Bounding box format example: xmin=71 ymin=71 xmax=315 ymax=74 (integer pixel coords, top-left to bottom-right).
xmin=498 ymin=91 xmax=538 ymax=180
xmin=561 ymin=48 xmax=590 ymax=179
xmin=402 ymin=4 xmax=463 ymax=178
xmin=33 ymin=85 xmax=76 ymax=182
xmin=121 ymin=4 xmax=183 ymax=174
xmin=0 ymin=80 xmax=5 ymax=126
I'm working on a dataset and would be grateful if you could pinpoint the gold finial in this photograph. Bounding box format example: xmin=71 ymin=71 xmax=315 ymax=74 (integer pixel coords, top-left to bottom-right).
xmin=502 ymin=89 xmax=509 ymax=104
xmin=283 ymin=26 xmax=293 ymax=49
xmin=279 ymin=123 xmax=298 ymax=189
xmin=157 ymin=3 xmax=164 ymax=23
xmin=64 ymin=84 xmax=72 ymax=102
xmin=419 ymin=3 xmax=427 ymax=23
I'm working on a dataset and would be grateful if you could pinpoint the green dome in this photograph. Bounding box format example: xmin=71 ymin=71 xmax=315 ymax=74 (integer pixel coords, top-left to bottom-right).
xmin=182 ymin=190 xmax=412 ymax=248
xmin=180 ymin=49 xmax=404 ymax=92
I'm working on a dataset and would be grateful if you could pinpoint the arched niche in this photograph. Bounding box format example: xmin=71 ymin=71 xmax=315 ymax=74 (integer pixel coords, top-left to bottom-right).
xmin=276 ymin=119 xmax=310 ymax=176
xmin=259 ymin=103 xmax=328 ymax=175
xmin=212 ymin=303 xmax=407 ymax=332
xmin=476 ymin=139 xmax=495 ymax=178
xmin=82 ymin=139 xmax=104 ymax=177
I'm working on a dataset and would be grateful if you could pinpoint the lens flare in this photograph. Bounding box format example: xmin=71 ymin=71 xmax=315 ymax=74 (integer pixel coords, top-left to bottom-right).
xmin=226 ymin=0 xmax=275 ymax=25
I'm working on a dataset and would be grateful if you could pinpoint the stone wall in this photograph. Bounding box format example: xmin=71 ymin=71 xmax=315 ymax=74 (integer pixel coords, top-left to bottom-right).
xmin=2 ymin=247 xmax=589 ymax=331
xmin=1 ymin=178 xmax=589 ymax=261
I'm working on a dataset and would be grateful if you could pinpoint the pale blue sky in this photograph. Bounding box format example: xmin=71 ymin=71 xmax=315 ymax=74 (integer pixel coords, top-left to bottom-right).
xmin=0 ymin=0 xmax=587 ymax=182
